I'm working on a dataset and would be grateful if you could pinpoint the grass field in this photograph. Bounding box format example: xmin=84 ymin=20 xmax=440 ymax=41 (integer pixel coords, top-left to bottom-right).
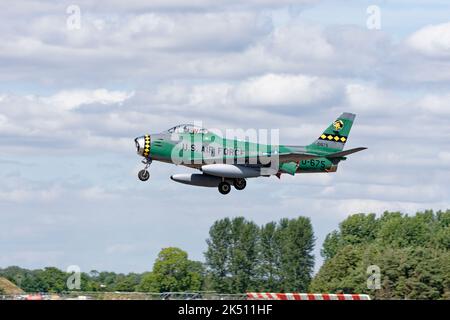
xmin=0 ymin=277 xmax=24 ymax=295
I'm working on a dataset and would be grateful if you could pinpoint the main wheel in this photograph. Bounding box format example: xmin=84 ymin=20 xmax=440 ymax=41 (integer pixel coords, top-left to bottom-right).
xmin=233 ymin=178 xmax=246 ymax=190
xmin=218 ymin=182 xmax=231 ymax=195
xmin=138 ymin=169 xmax=150 ymax=181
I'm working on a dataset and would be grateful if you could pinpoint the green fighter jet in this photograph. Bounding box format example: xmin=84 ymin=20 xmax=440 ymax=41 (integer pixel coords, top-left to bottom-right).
xmin=134 ymin=112 xmax=366 ymax=195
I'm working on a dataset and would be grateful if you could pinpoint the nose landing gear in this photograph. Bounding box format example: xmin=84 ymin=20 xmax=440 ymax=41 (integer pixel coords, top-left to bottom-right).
xmin=138 ymin=169 xmax=150 ymax=181
xmin=138 ymin=159 xmax=152 ymax=182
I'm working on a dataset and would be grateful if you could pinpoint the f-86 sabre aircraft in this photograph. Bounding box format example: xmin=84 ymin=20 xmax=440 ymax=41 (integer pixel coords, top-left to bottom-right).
xmin=134 ymin=113 xmax=366 ymax=195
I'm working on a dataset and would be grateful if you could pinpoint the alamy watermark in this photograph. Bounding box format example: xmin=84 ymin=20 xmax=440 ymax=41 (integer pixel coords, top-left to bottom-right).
xmin=66 ymin=265 xmax=81 ymax=290
xmin=366 ymin=5 xmax=381 ymax=30
xmin=66 ymin=5 xmax=81 ymax=30
xmin=367 ymin=265 xmax=381 ymax=290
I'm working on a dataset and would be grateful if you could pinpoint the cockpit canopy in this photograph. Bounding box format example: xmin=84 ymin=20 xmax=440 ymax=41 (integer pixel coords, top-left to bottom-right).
xmin=166 ymin=124 xmax=208 ymax=134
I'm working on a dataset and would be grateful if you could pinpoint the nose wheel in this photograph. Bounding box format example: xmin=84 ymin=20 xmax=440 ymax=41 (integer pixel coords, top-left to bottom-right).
xmin=138 ymin=169 xmax=150 ymax=181
xmin=138 ymin=159 xmax=151 ymax=182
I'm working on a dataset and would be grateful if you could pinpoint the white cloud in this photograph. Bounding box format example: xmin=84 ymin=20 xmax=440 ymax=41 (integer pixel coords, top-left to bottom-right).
xmin=234 ymin=73 xmax=338 ymax=108
xmin=43 ymin=89 xmax=134 ymax=111
xmin=416 ymin=93 xmax=450 ymax=115
xmin=266 ymin=23 xmax=334 ymax=61
xmin=438 ymin=151 xmax=450 ymax=162
xmin=71 ymin=0 xmax=318 ymax=12
xmin=0 ymin=9 xmax=390 ymax=85
xmin=130 ymin=73 xmax=341 ymax=118
xmin=407 ymin=22 xmax=450 ymax=58
xmin=0 ymin=89 xmax=135 ymax=153
xmin=0 ymin=185 xmax=64 ymax=203
xmin=344 ymin=83 xmax=406 ymax=114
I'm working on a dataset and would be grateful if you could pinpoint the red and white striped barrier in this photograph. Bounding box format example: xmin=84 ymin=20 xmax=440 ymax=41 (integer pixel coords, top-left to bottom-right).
xmin=247 ymin=293 xmax=370 ymax=300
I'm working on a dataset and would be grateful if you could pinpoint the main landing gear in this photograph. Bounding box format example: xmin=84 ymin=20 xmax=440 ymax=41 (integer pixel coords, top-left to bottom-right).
xmin=233 ymin=178 xmax=246 ymax=191
xmin=218 ymin=181 xmax=231 ymax=195
xmin=138 ymin=159 xmax=152 ymax=182
xmin=218 ymin=178 xmax=247 ymax=195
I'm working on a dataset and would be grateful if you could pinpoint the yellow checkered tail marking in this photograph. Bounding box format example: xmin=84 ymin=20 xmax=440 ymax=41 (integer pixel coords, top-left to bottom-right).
xmin=318 ymin=133 xmax=348 ymax=143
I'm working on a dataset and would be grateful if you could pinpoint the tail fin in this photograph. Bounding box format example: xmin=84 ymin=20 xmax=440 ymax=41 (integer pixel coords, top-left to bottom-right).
xmin=310 ymin=112 xmax=355 ymax=151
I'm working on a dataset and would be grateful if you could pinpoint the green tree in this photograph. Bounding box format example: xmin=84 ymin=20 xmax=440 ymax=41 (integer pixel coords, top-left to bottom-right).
xmin=205 ymin=217 xmax=259 ymax=293
xmin=228 ymin=217 xmax=259 ymax=293
xmin=205 ymin=216 xmax=314 ymax=293
xmin=138 ymin=247 xmax=203 ymax=293
xmin=205 ymin=218 xmax=232 ymax=293
xmin=310 ymin=245 xmax=365 ymax=294
xmin=377 ymin=212 xmax=433 ymax=247
xmin=114 ymin=273 xmax=140 ymax=292
xmin=258 ymin=222 xmax=280 ymax=291
xmin=35 ymin=267 xmax=67 ymax=293
xmin=96 ymin=271 xmax=119 ymax=291
xmin=80 ymin=273 xmax=101 ymax=291
xmin=322 ymin=213 xmax=379 ymax=260
xmin=275 ymin=217 xmax=315 ymax=292
xmin=312 ymin=210 xmax=450 ymax=299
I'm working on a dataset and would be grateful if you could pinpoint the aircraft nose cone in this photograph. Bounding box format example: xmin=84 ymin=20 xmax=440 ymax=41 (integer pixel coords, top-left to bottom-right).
xmin=134 ymin=137 xmax=143 ymax=156
xmin=134 ymin=135 xmax=151 ymax=157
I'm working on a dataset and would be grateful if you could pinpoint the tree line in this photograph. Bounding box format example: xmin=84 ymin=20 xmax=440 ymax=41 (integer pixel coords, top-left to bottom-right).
xmin=205 ymin=217 xmax=314 ymax=293
xmin=1 ymin=210 xmax=449 ymax=299
xmin=0 ymin=216 xmax=314 ymax=294
xmin=310 ymin=210 xmax=450 ymax=299
xmin=0 ymin=266 xmax=144 ymax=293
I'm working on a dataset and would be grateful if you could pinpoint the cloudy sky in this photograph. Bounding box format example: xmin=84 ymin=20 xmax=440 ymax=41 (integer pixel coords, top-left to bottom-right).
xmin=1 ymin=0 xmax=450 ymax=274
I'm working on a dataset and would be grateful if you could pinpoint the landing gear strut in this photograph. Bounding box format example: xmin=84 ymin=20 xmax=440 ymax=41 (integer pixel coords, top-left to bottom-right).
xmin=233 ymin=178 xmax=246 ymax=190
xmin=138 ymin=159 xmax=152 ymax=182
xmin=218 ymin=181 xmax=231 ymax=195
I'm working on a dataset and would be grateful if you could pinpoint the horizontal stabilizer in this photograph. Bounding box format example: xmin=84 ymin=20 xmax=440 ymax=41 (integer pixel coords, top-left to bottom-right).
xmin=278 ymin=152 xmax=320 ymax=163
xmin=326 ymin=147 xmax=367 ymax=158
